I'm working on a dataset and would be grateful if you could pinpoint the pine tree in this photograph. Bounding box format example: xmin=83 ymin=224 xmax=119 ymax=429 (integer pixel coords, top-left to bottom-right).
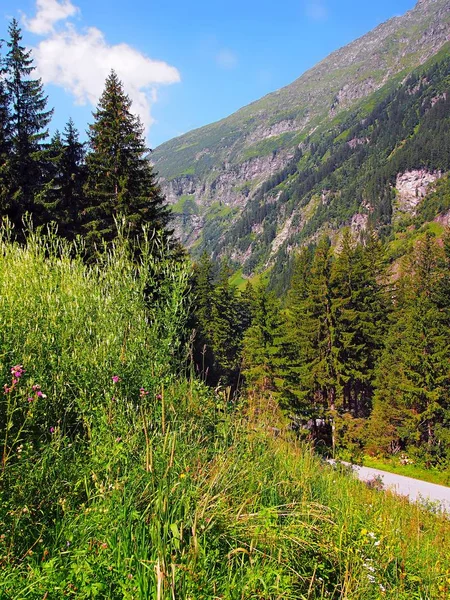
xmin=58 ymin=119 xmax=85 ymax=238
xmin=242 ymin=285 xmax=281 ymax=394
xmin=84 ymin=70 xmax=171 ymax=253
xmin=5 ymin=19 xmax=53 ymax=227
xmin=209 ymin=261 xmax=245 ymax=386
xmin=330 ymin=229 xmax=388 ymax=418
xmin=0 ymin=42 xmax=12 ymax=214
xmin=368 ymin=234 xmax=450 ymax=463
xmin=191 ymin=252 xmax=216 ymax=381
xmin=280 ymin=239 xmax=338 ymax=450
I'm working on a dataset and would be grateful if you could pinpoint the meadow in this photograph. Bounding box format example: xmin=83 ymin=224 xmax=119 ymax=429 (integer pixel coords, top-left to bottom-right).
xmin=1 ymin=225 xmax=449 ymax=599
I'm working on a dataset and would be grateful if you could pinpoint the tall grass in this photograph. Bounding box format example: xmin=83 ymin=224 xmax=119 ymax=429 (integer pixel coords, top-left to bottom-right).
xmin=0 ymin=225 xmax=449 ymax=599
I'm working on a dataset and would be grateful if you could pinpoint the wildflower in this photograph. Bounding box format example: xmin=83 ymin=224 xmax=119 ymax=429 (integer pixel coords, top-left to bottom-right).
xmin=3 ymin=385 xmax=11 ymax=394
xmin=115 ymin=437 xmax=122 ymax=443
xmin=127 ymin=574 xmax=133 ymax=580
xmin=66 ymin=541 xmax=71 ymax=547
xmin=50 ymin=427 xmax=55 ymax=434
xmin=156 ymin=393 xmax=162 ymax=400
xmin=11 ymin=365 xmax=25 ymax=378
xmin=112 ymin=375 xmax=120 ymax=384
xmin=32 ymin=385 xmax=41 ymax=391
xmin=140 ymin=387 xmax=149 ymax=397
xmin=36 ymin=391 xmax=46 ymax=398
xmin=28 ymin=397 xmax=33 ymax=403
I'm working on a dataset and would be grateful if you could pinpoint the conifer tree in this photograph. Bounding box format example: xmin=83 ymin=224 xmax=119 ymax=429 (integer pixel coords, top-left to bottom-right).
xmin=242 ymin=285 xmax=281 ymax=393
xmin=209 ymin=261 xmax=246 ymax=386
xmin=5 ymin=19 xmax=53 ymax=226
xmin=280 ymin=239 xmax=337 ymax=449
xmin=368 ymin=234 xmax=450 ymax=463
xmin=0 ymin=42 xmax=11 ymax=213
xmin=84 ymin=70 xmax=171 ymax=252
xmin=191 ymin=252 xmax=216 ymax=381
xmin=331 ymin=229 xmax=388 ymax=418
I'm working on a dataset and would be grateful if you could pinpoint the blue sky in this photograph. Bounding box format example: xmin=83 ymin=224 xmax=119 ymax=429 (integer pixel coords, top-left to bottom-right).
xmin=1 ymin=0 xmax=417 ymax=148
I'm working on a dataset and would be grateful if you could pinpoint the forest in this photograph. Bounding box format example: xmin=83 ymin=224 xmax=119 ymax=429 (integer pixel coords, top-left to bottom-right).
xmin=1 ymin=19 xmax=450 ymax=598
xmin=1 ymin=19 xmax=449 ymax=469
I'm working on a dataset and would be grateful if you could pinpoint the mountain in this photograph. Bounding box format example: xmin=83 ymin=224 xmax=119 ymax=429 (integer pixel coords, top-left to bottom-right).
xmin=152 ymin=0 xmax=450 ymax=284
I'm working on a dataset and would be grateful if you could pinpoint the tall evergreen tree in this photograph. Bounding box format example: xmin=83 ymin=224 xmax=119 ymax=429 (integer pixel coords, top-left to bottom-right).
xmin=84 ymin=70 xmax=171 ymax=252
xmin=242 ymin=285 xmax=281 ymax=394
xmin=331 ymin=229 xmax=388 ymax=418
xmin=5 ymin=19 xmax=53 ymax=227
xmin=191 ymin=252 xmax=217 ymax=381
xmin=367 ymin=234 xmax=450 ymax=463
xmin=0 ymin=42 xmax=12 ymax=214
xmin=280 ymin=239 xmax=338 ymax=450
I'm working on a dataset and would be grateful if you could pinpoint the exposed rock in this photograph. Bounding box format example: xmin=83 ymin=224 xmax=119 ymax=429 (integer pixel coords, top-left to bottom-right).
xmin=435 ymin=209 xmax=450 ymax=227
xmin=351 ymin=213 xmax=369 ymax=235
xmin=348 ymin=137 xmax=369 ymax=149
xmin=395 ymin=169 xmax=443 ymax=214
xmin=271 ymin=216 xmax=294 ymax=254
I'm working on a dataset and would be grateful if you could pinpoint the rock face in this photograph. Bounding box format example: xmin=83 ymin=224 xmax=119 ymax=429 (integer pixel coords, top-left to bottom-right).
xmin=153 ymin=0 xmax=450 ymax=262
xmin=395 ymin=170 xmax=443 ymax=214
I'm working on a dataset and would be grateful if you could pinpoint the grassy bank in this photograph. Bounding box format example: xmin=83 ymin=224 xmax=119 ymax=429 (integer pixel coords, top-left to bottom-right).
xmin=1 ymin=227 xmax=449 ymax=599
xmin=362 ymin=456 xmax=450 ymax=487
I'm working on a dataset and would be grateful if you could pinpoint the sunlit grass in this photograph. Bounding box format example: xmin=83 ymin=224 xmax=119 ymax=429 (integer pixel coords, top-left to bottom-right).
xmin=1 ymin=224 xmax=449 ymax=599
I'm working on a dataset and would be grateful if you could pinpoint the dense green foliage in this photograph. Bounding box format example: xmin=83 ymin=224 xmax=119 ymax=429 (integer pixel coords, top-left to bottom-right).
xmin=0 ymin=24 xmax=172 ymax=256
xmin=174 ymin=46 xmax=450 ymax=287
xmin=1 ymin=19 xmax=450 ymax=600
xmin=1 ymin=227 xmax=450 ymax=599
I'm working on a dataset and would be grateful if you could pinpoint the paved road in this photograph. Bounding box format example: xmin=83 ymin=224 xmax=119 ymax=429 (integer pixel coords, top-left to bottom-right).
xmin=329 ymin=460 xmax=450 ymax=513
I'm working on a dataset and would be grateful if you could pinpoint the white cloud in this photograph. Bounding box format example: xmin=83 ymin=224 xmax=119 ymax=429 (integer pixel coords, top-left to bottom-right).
xmin=305 ymin=1 xmax=328 ymax=21
xmin=24 ymin=0 xmax=78 ymax=35
xmin=24 ymin=1 xmax=180 ymax=135
xmin=216 ymin=48 xmax=238 ymax=70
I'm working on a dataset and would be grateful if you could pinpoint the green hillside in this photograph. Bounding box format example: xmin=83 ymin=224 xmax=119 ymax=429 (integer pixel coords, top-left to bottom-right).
xmin=152 ymin=0 xmax=450 ymax=284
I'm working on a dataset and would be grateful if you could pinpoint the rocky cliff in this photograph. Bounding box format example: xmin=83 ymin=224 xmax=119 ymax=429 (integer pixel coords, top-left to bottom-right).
xmin=152 ymin=0 xmax=450 ymax=279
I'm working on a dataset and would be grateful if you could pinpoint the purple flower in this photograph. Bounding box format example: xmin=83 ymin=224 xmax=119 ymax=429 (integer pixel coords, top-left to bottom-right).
xmin=11 ymin=365 xmax=25 ymax=378
xmin=112 ymin=375 xmax=120 ymax=384
xmin=139 ymin=387 xmax=149 ymax=398
xmin=32 ymin=385 xmax=41 ymax=392
xmin=3 ymin=385 xmax=10 ymax=394
xmin=50 ymin=427 xmax=55 ymax=434
xmin=28 ymin=397 xmax=33 ymax=403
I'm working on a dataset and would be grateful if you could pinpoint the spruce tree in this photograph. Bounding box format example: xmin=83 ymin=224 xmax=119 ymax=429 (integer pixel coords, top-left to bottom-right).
xmin=5 ymin=19 xmax=53 ymax=227
xmin=191 ymin=252 xmax=217 ymax=381
xmin=0 ymin=42 xmax=11 ymax=214
xmin=368 ymin=234 xmax=450 ymax=463
xmin=242 ymin=285 xmax=281 ymax=394
xmin=280 ymin=239 xmax=337 ymax=450
xmin=58 ymin=119 xmax=85 ymax=238
xmin=84 ymin=70 xmax=171 ymax=253
xmin=330 ymin=229 xmax=388 ymax=418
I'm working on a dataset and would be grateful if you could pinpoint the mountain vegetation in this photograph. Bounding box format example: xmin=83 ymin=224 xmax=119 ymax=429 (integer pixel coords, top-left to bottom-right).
xmin=1 ymin=10 xmax=450 ymax=598
xmin=152 ymin=0 xmax=450 ymax=286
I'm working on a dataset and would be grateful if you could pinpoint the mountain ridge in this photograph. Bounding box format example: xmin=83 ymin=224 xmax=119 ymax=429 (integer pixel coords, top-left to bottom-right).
xmin=152 ymin=0 xmax=450 ymax=278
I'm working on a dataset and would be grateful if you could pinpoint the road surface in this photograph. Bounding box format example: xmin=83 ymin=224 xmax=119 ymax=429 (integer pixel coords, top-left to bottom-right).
xmin=329 ymin=460 xmax=450 ymax=513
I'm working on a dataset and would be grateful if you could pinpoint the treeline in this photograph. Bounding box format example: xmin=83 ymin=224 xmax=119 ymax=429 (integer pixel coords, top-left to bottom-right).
xmin=192 ymin=229 xmax=450 ymax=467
xmin=0 ymin=20 xmax=172 ymax=254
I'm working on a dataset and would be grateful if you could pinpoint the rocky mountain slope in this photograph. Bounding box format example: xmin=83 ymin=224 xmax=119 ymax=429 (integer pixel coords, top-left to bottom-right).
xmin=152 ymin=0 xmax=450 ymax=282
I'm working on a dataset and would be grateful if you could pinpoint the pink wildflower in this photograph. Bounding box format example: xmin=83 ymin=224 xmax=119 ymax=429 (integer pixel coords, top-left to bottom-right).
xmin=112 ymin=375 xmax=120 ymax=384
